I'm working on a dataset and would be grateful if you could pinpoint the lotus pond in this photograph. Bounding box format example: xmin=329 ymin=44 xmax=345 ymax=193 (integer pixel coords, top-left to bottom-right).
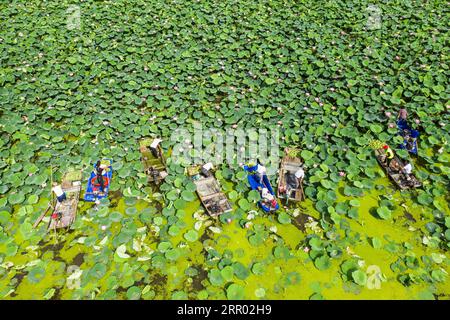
xmin=0 ymin=0 xmax=449 ymax=300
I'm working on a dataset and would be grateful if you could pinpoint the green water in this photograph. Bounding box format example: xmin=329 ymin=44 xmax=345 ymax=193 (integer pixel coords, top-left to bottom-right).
xmin=1 ymin=168 xmax=448 ymax=300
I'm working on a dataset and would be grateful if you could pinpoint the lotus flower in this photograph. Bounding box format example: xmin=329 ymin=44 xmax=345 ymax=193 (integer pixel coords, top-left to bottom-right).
xmin=101 ymin=225 xmax=107 ymax=231
xmin=227 ymin=219 xmax=232 ymax=224
xmin=303 ymin=247 xmax=310 ymax=253
xmin=339 ymin=171 xmax=345 ymax=177
xmin=415 ymin=119 xmax=420 ymax=124
xmin=388 ymin=123 xmax=395 ymax=128
xmin=385 ymin=111 xmax=392 ymax=118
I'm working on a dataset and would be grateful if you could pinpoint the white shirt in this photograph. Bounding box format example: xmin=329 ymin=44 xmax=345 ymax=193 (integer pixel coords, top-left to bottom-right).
xmin=160 ymin=171 xmax=168 ymax=179
xmin=257 ymin=165 xmax=266 ymax=176
xmin=295 ymin=168 xmax=305 ymax=179
xmin=150 ymin=138 xmax=162 ymax=149
xmin=52 ymin=185 xmax=64 ymax=197
xmin=203 ymin=162 xmax=213 ymax=171
xmin=403 ymin=163 xmax=412 ymax=174
xmin=261 ymin=188 xmax=273 ymax=200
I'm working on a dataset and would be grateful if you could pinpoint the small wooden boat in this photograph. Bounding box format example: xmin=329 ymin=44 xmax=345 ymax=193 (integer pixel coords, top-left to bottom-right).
xmin=139 ymin=138 xmax=167 ymax=184
xmin=187 ymin=165 xmax=232 ymax=217
xmin=277 ymin=148 xmax=305 ymax=202
xmin=397 ymin=119 xmax=419 ymax=155
xmin=33 ymin=170 xmax=82 ymax=230
xmin=244 ymin=162 xmax=279 ymax=212
xmin=84 ymin=159 xmax=113 ymax=202
xmin=374 ymin=148 xmax=422 ymax=190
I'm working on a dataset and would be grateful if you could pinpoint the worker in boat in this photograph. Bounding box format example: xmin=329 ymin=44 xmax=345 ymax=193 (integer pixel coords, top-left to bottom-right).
xmin=397 ymin=107 xmax=408 ymax=129
xmin=255 ymin=159 xmax=267 ymax=184
xmin=94 ymin=160 xmax=107 ymax=192
xmin=148 ymin=167 xmax=160 ymax=183
xmin=380 ymin=144 xmax=394 ymax=165
xmin=200 ymin=162 xmax=213 ymax=177
xmin=406 ymin=130 xmax=419 ymax=152
xmin=286 ymin=167 xmax=305 ymax=198
xmin=52 ymin=182 xmax=66 ymax=203
xmin=150 ymin=138 xmax=162 ymax=158
xmin=285 ymin=172 xmax=298 ymax=197
xmin=261 ymin=187 xmax=277 ymax=208
xmin=389 ymin=158 xmax=402 ymax=172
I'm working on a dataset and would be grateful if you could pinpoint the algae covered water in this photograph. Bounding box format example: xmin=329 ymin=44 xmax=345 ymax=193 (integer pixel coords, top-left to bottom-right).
xmin=0 ymin=0 xmax=449 ymax=300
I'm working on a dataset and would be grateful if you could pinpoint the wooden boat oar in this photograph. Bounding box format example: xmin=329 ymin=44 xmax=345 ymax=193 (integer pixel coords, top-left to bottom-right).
xmin=33 ymin=164 xmax=55 ymax=228
xmin=33 ymin=202 xmax=53 ymax=228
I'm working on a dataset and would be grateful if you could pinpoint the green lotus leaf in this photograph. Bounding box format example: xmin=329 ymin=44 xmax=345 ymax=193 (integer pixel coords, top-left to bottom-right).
xmin=220 ymin=265 xmax=234 ymax=282
xmin=8 ymin=192 xmax=25 ymax=205
xmin=314 ymin=255 xmax=331 ymax=271
xmin=181 ymin=191 xmax=196 ymax=202
xmin=376 ymin=206 xmax=392 ymax=220
xmin=208 ymin=269 xmax=224 ymax=286
xmin=126 ymin=286 xmax=142 ymax=300
xmin=184 ymin=230 xmax=199 ymax=242
xmin=232 ymin=262 xmax=250 ymax=280
xmin=352 ymin=270 xmax=367 ymax=286
xmin=226 ymin=283 xmax=245 ymax=300
xmin=277 ymin=212 xmax=291 ymax=224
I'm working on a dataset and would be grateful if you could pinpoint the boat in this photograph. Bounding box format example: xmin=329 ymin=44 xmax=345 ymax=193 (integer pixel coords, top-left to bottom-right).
xmin=244 ymin=162 xmax=279 ymax=212
xmin=33 ymin=170 xmax=82 ymax=230
xmin=277 ymin=148 xmax=305 ymax=203
xmin=374 ymin=148 xmax=422 ymax=190
xmin=139 ymin=138 xmax=168 ymax=184
xmin=84 ymin=159 xmax=113 ymax=202
xmin=187 ymin=164 xmax=232 ymax=217
xmin=397 ymin=119 xmax=419 ymax=155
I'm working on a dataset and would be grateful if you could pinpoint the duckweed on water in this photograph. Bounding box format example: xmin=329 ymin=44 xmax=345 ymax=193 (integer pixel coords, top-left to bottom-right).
xmin=0 ymin=0 xmax=449 ymax=300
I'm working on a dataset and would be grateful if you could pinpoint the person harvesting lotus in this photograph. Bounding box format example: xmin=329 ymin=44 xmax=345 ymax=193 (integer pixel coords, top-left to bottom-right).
xmin=380 ymin=144 xmax=394 ymax=165
xmin=94 ymin=160 xmax=108 ymax=193
xmin=52 ymin=182 xmax=66 ymax=203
